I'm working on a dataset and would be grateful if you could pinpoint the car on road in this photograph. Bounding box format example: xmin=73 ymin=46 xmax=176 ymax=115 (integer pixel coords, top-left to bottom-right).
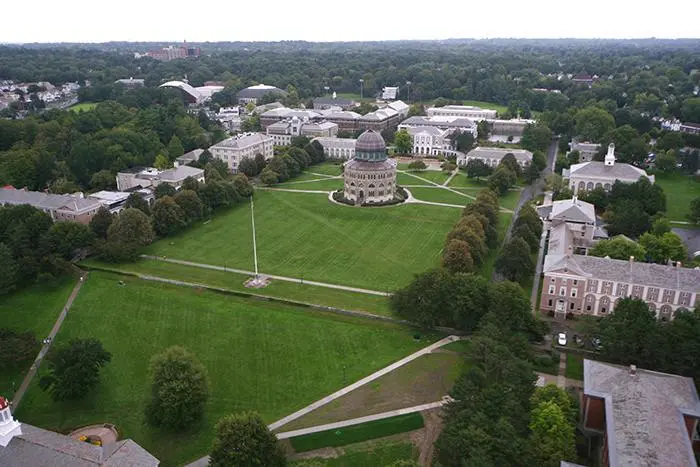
xmin=557 ymin=332 xmax=567 ymax=346
xmin=591 ymin=336 xmax=603 ymax=350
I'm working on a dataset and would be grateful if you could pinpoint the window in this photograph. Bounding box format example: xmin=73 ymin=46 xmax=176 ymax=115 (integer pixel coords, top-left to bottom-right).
xmin=548 ymin=299 xmax=553 ymax=307
xmin=647 ymin=287 xmax=659 ymax=302
xmin=571 ymin=289 xmax=577 ymax=298
xmin=548 ymin=285 xmax=555 ymax=295
xmin=632 ymin=285 xmax=644 ymax=298
xmin=679 ymin=292 xmax=692 ymax=307
xmin=586 ymin=280 xmax=598 ymax=293
xmin=616 ymin=283 xmax=629 ymax=297
xmin=573 ymin=280 xmax=578 ymax=286
xmin=551 ymin=278 xmax=556 ymax=283
xmin=559 ymin=287 xmax=566 ymax=296
xmin=570 ymin=302 xmax=575 ymax=310
xmin=601 ymin=281 xmax=613 ymax=294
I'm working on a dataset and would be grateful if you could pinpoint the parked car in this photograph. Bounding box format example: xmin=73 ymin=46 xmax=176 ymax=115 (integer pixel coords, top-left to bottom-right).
xmin=591 ymin=336 xmax=602 ymax=350
xmin=557 ymin=332 xmax=567 ymax=346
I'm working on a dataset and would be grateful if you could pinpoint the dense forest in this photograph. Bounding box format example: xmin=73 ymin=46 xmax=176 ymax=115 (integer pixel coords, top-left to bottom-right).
xmin=1 ymin=40 xmax=700 ymax=191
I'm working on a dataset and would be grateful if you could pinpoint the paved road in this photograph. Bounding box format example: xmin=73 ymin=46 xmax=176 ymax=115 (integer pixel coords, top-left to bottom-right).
xmin=11 ymin=273 xmax=88 ymax=409
xmin=275 ymin=400 xmax=447 ymax=439
xmin=141 ymin=255 xmax=389 ymax=296
xmin=530 ymin=229 xmax=548 ymax=312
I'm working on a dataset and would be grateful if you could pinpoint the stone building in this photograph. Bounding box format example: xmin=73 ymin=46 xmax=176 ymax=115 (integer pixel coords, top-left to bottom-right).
xmin=563 ymin=143 xmax=654 ymax=194
xmin=209 ymin=133 xmax=274 ymax=173
xmin=405 ymin=126 xmax=456 ymax=156
xmin=343 ymin=130 xmax=396 ymax=204
xmin=456 ymin=147 xmax=532 ymax=168
xmin=426 ymin=105 xmax=497 ymax=120
xmin=266 ymin=116 xmax=338 ymax=146
xmin=313 ymin=137 xmax=356 ymax=160
xmin=398 ymin=115 xmax=477 ymax=136
xmin=0 ymin=187 xmax=102 ymax=225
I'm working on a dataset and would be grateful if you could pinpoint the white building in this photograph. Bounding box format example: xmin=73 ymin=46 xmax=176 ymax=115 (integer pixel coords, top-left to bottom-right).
xmin=313 ymin=137 xmax=356 ymax=160
xmin=266 ymin=116 xmax=338 ymax=146
xmin=399 ymin=115 xmax=477 ymax=136
xmin=457 ymin=147 xmax=533 ymax=168
xmin=381 ymin=86 xmax=399 ymax=100
xmin=426 ymin=105 xmax=498 ymax=121
xmin=405 ymin=126 xmax=455 ymax=156
xmin=563 ymin=144 xmax=655 ymax=194
xmin=116 ymin=165 xmax=205 ymax=191
xmin=383 ymin=100 xmax=409 ymax=118
xmin=88 ymin=190 xmax=154 ymax=214
xmin=209 ymin=133 xmax=274 ymax=172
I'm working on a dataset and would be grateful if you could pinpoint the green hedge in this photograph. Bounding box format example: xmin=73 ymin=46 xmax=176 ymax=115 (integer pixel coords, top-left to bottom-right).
xmin=290 ymin=412 xmax=425 ymax=452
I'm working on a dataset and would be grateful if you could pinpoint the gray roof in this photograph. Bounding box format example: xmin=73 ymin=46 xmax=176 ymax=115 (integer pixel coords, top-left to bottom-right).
xmin=406 ymin=126 xmax=446 ymax=137
xmin=400 ymin=115 xmax=476 ymax=130
xmin=0 ymin=189 xmax=101 ymax=214
xmin=0 ymin=423 xmax=158 ymax=467
xmin=211 ymin=133 xmax=272 ymax=150
xmin=567 ymin=161 xmax=652 ymax=181
xmin=345 ymin=158 xmax=396 ymax=171
xmin=550 ymin=198 xmax=596 ymax=224
xmin=584 ymin=360 xmax=700 ymax=467
xmin=159 ymin=165 xmax=204 ymax=182
xmin=464 ymin=147 xmax=533 ymax=162
xmin=237 ymin=84 xmax=286 ymax=99
xmin=260 ymin=107 xmax=321 ymax=119
xmin=176 ymin=149 xmax=203 ymax=163
xmin=313 ymin=97 xmax=354 ymax=107
xmin=359 ymin=107 xmax=398 ymax=121
xmin=318 ymin=109 xmax=361 ymax=120
xmin=543 ymin=254 xmax=700 ymax=291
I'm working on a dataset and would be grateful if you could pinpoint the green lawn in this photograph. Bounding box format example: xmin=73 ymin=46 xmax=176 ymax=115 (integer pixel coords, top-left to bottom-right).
xmin=306 ymin=161 xmax=344 ymax=176
xmin=278 ymin=179 xmax=343 ymax=191
xmin=565 ymin=354 xmax=584 ymax=380
xmin=284 ymin=172 xmax=339 ymax=182
xmin=654 ymin=172 xmax=700 ymax=221
xmin=401 ymin=170 xmax=451 ymax=185
xmin=408 ymin=187 xmax=473 ymax=205
xmin=15 ymin=272 xmax=434 ymax=466
xmin=289 ymin=413 xmax=424 ymax=452
xmin=448 ymin=172 xmax=490 ymax=188
xmin=396 ymin=172 xmax=433 ymax=186
xmin=82 ymin=258 xmax=393 ymax=316
xmin=292 ymin=441 xmax=416 ymax=466
xmin=146 ymin=190 xmax=460 ymax=291
xmin=500 ymin=189 xmax=521 ymax=211
xmin=68 ymin=102 xmax=97 ymax=112
xmin=461 ymin=100 xmax=508 ymax=115
xmin=0 ymin=278 xmax=77 ymax=399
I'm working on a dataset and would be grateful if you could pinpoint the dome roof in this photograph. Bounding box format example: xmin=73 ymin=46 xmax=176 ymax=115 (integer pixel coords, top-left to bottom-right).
xmin=354 ymin=130 xmax=387 ymax=162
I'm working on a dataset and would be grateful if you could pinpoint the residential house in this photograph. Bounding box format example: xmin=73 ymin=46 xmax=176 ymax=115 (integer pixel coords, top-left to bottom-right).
xmin=581 ymin=360 xmax=700 ymax=467
xmin=313 ymin=137 xmax=356 ymax=160
xmin=116 ymin=166 xmax=205 ymax=191
xmin=0 ymin=187 xmax=102 ymax=224
xmin=426 ymin=105 xmax=498 ymax=121
xmin=456 ymin=147 xmax=532 ymax=168
xmin=0 ymin=396 xmax=159 ymax=466
xmin=209 ymin=133 xmax=274 ymax=172
xmin=563 ymin=144 xmax=654 ymax=194
xmin=266 ymin=116 xmax=338 ymax=146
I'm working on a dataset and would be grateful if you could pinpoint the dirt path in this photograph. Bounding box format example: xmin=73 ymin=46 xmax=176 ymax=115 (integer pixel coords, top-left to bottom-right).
xmin=415 ymin=408 xmax=444 ymax=466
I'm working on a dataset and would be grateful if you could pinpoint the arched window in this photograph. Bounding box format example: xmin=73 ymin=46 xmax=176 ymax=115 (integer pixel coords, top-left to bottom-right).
xmin=595 ymin=183 xmax=602 ymax=189
xmin=586 ymin=182 xmax=594 ymax=191
xmin=604 ymin=183 xmax=611 ymax=190
xmin=578 ymin=181 xmax=585 ymax=192
xmin=660 ymin=304 xmax=673 ymax=322
xmin=598 ymin=296 xmax=610 ymax=314
xmin=584 ymin=294 xmax=596 ymax=313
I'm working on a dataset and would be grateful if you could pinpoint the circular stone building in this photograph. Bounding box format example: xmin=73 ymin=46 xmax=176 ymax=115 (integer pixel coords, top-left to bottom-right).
xmin=343 ymin=130 xmax=397 ymax=204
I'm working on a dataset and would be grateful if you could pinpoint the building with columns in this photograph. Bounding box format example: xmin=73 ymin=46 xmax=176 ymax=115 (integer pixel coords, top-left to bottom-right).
xmin=343 ymin=130 xmax=396 ymax=204
xmin=563 ymin=143 xmax=654 ymax=194
xmin=405 ymin=126 xmax=456 ymax=156
xmin=313 ymin=137 xmax=356 ymax=160
xmin=456 ymin=147 xmax=532 ymax=168
xmin=426 ymin=105 xmax=497 ymax=120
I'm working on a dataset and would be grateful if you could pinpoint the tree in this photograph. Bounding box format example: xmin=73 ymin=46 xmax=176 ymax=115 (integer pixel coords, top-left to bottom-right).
xmin=495 ymin=237 xmax=534 ymax=283
xmin=90 ymin=206 xmax=113 ymax=239
xmin=599 ymin=298 xmax=660 ymax=367
xmin=105 ymin=208 xmax=154 ymax=260
xmin=394 ymin=129 xmax=412 ymax=155
xmin=125 ymin=192 xmax=150 ymax=215
xmin=604 ymin=200 xmax=652 ymax=238
xmin=521 ymin=123 xmax=552 ymax=152
xmin=574 ymin=107 xmax=615 ymax=142
xmin=656 ymin=150 xmax=677 ymax=172
xmin=154 ymin=153 xmax=171 ymax=170
xmin=529 ymin=401 xmax=576 ymax=467
xmin=238 ymin=157 xmax=258 ymax=177
xmin=0 ymin=329 xmax=40 ymax=369
xmin=254 ymin=153 xmax=268 ymax=173
xmin=514 ymin=205 xmax=543 ymax=238
xmin=453 ymin=131 xmax=475 ymax=151
xmin=442 ymin=161 xmax=457 ymax=172
xmin=89 ymin=169 xmax=116 ymax=190
xmin=487 ymin=281 xmax=540 ymax=337
xmin=154 ymin=183 xmax=177 ymax=199
xmin=42 ymin=221 xmax=95 ymax=260
xmin=477 ymin=120 xmax=490 ymax=139
xmin=146 ymin=346 xmax=209 ymax=430
xmin=39 ymin=338 xmax=111 ymax=401
xmin=690 ymin=196 xmax=700 ymax=224
xmin=488 ymin=166 xmax=516 ymax=195
xmin=174 ymin=189 xmax=205 ymax=223
xmin=651 ymin=216 xmax=672 ymax=236
xmin=531 ymin=384 xmax=577 ymax=426
xmin=513 ymin=224 xmax=539 ymax=253
xmin=209 ymin=412 xmax=286 ymax=467
xmin=465 ymin=159 xmax=492 ymax=180
xmin=167 ymin=135 xmax=185 ymax=159
xmin=442 ymin=239 xmax=474 ymax=274
xmin=390 ymin=268 xmax=454 ymax=328
xmin=408 ymin=159 xmax=427 ymax=170
xmin=0 ymin=243 xmax=18 ymax=295
xmin=152 ymin=196 xmax=187 ymax=237
xmin=260 ymin=168 xmax=279 ymax=185
xmin=181 ymin=176 xmax=200 ymax=192
xmin=499 ymin=153 xmax=522 ymax=178
xmin=232 ymin=174 xmax=254 ymax=198
xmin=578 ymin=186 xmax=608 ymax=210
xmin=639 ymin=232 xmax=687 ymax=264
xmin=590 ymin=236 xmax=646 ymax=260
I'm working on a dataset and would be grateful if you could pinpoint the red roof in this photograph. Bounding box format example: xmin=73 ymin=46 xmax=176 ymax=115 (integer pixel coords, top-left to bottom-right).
xmin=3 ymin=185 xmax=16 ymax=190
xmin=0 ymin=396 xmax=9 ymax=410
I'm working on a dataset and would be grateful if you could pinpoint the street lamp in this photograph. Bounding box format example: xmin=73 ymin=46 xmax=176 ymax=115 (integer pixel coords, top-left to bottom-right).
xmin=359 ymin=79 xmax=364 ymax=100
xmin=406 ymin=81 xmax=411 ymax=103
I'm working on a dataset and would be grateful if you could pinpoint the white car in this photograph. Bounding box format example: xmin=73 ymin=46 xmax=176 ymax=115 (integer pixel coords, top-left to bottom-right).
xmin=557 ymin=332 xmax=567 ymax=346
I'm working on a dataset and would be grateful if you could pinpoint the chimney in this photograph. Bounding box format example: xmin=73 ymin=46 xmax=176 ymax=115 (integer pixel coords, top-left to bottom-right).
xmin=629 ymin=364 xmax=637 ymax=376
xmin=604 ymin=143 xmax=616 ymax=167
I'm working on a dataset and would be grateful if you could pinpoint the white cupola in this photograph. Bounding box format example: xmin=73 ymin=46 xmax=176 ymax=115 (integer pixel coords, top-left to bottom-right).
xmin=0 ymin=396 xmax=22 ymax=447
xmin=604 ymin=143 xmax=616 ymax=167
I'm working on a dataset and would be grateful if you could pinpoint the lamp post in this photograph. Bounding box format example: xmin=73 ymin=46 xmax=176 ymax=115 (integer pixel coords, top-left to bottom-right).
xmin=406 ymin=81 xmax=411 ymax=103
xmin=359 ymin=79 xmax=364 ymax=100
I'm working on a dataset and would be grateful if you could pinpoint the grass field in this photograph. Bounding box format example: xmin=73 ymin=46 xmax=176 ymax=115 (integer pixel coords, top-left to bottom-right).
xmin=284 ymin=172 xmax=339 ymax=182
xmin=146 ymin=190 xmax=460 ymax=291
xmin=654 ymin=172 xmax=700 ymax=221
xmin=278 ymin=179 xmax=344 ymax=191
xmin=292 ymin=441 xmax=416 ymax=466
xmin=15 ymin=272 xmax=434 ymax=466
xmin=448 ymin=172 xmax=490 ymax=188
xmin=0 ymin=278 xmax=76 ymax=398
xmin=82 ymin=258 xmax=393 ymax=316
xmin=68 ymin=102 xmax=97 ymax=112
xmin=565 ymin=354 xmax=584 ymax=380
xmin=396 ymin=172 xmax=434 ymax=186
xmin=289 ymin=413 xmax=424 ymax=452
xmin=408 ymin=187 xmax=472 ymax=205
xmin=401 ymin=170 xmax=451 ymax=185
xmin=306 ymin=162 xmax=344 ymax=176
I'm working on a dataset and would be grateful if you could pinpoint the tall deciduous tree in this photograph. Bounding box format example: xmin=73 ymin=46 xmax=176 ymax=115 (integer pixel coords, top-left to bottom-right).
xmin=465 ymin=159 xmax=492 ymax=180
xmin=167 ymin=135 xmax=185 ymax=159
xmin=90 ymin=206 xmax=113 ymax=239
xmin=174 ymin=189 xmax=205 ymax=224
xmin=589 ymin=236 xmax=646 ymax=260
xmin=146 ymin=346 xmax=209 ymax=430
xmin=0 ymin=329 xmax=40 ymax=369
xmin=488 ymin=166 xmax=516 ymax=195
xmin=209 ymin=412 xmax=286 ymax=467
xmin=39 ymin=338 xmax=112 ymax=401
xmin=125 ymin=192 xmax=151 ymax=215
xmin=495 ymin=237 xmax=534 ymax=283
xmin=442 ymin=239 xmax=474 ymax=274
xmin=599 ymin=298 xmax=660 ymax=367
xmin=529 ymin=401 xmax=576 ymax=467
xmin=42 ymin=221 xmax=95 ymax=260
xmin=152 ymin=196 xmax=187 ymax=237
xmin=394 ymin=129 xmax=412 ymax=155
xmin=0 ymin=243 xmax=18 ymax=295
xmin=154 ymin=183 xmax=177 ymax=199
xmin=574 ymin=107 xmax=615 ymax=142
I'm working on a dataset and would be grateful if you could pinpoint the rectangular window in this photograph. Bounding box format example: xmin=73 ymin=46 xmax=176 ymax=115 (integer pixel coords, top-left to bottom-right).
xmin=586 ymin=280 xmax=598 ymax=293
xmin=571 ymin=289 xmax=577 ymax=298
xmin=560 ymin=287 xmax=566 ymax=296
xmin=573 ymin=280 xmax=578 ymax=286
xmin=548 ymin=299 xmax=553 ymax=307
xmin=548 ymin=285 xmax=555 ymax=295
xmin=570 ymin=302 xmax=575 ymax=310
xmin=647 ymin=287 xmax=659 ymax=301
xmin=602 ymin=281 xmax=613 ymax=294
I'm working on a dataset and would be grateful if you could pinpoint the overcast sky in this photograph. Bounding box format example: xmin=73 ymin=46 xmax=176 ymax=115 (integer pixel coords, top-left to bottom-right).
xmin=2 ymin=0 xmax=699 ymax=43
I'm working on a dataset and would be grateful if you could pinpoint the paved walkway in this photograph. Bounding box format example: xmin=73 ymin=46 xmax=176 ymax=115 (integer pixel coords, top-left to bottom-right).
xmin=275 ymin=400 xmax=446 ymax=439
xmin=11 ymin=273 xmax=88 ymax=409
xmin=530 ymin=229 xmax=548 ymax=312
xmin=141 ymin=255 xmax=388 ymax=296
xmin=442 ymin=169 xmax=458 ymax=187
xmin=556 ymin=351 xmax=567 ymax=389
xmin=305 ymin=172 xmax=340 ymax=179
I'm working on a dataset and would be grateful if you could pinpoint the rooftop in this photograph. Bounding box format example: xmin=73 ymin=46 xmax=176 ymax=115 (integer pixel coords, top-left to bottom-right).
xmin=0 ymin=189 xmax=101 ymax=214
xmin=401 ymin=115 xmax=476 ymax=129
xmin=543 ymin=254 xmax=700 ymax=291
xmin=584 ymin=360 xmax=700 ymax=467
xmin=566 ymin=161 xmax=652 ymax=181
xmin=237 ymin=84 xmax=287 ymax=99
xmin=549 ymin=197 xmax=596 ymax=224
xmin=158 ymin=165 xmax=203 ymax=182
xmin=159 ymin=81 xmax=201 ymax=101
xmin=211 ymin=133 xmax=272 ymax=150
xmin=176 ymin=148 xmax=204 ymax=163
xmin=465 ymin=147 xmax=533 ymax=161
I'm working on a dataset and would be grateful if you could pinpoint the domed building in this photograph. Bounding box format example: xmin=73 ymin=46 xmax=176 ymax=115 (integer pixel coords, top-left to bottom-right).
xmin=343 ymin=130 xmax=397 ymax=204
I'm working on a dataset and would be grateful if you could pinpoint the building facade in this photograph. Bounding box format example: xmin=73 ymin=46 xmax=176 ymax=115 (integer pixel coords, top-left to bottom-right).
xmin=0 ymin=187 xmax=102 ymax=224
xmin=456 ymin=147 xmax=533 ymax=168
xmin=426 ymin=105 xmax=498 ymax=120
xmin=259 ymin=108 xmax=322 ymax=130
xmin=266 ymin=117 xmax=338 ymax=146
xmin=343 ymin=131 xmax=396 ymax=204
xmin=116 ymin=166 xmax=205 ymax=191
xmin=406 ymin=126 xmax=455 ymax=156
xmin=399 ymin=115 xmax=477 ymax=136
xmin=209 ymin=133 xmax=274 ymax=172
xmin=563 ymin=144 xmax=655 ymax=194
xmin=313 ymin=137 xmax=356 ymax=160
